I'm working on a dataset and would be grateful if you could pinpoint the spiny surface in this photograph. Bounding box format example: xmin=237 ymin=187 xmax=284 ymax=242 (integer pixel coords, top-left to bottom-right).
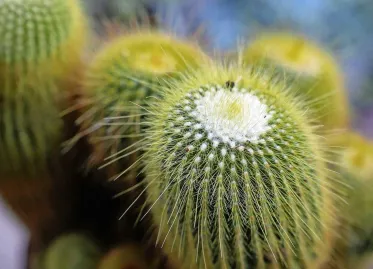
xmin=70 ymin=32 xmax=207 ymax=168
xmin=0 ymin=0 xmax=86 ymax=81
xmin=243 ymin=32 xmax=349 ymax=130
xmin=132 ymin=65 xmax=336 ymax=269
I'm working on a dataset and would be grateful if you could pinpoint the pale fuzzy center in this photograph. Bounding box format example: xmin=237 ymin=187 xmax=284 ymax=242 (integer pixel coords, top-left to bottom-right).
xmin=133 ymin=50 xmax=177 ymax=74
xmin=193 ymin=88 xmax=272 ymax=144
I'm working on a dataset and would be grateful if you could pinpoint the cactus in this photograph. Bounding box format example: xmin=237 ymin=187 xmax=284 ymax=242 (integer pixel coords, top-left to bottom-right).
xmin=336 ymin=132 xmax=373 ymax=254
xmin=0 ymin=0 xmax=87 ymax=95
xmin=0 ymin=81 xmax=62 ymax=174
xmin=42 ymin=233 xmax=102 ymax=269
xmin=97 ymin=243 xmax=150 ymax=269
xmin=242 ymin=32 xmax=349 ymax=131
xmin=0 ymin=0 xmax=86 ymax=174
xmin=122 ymin=63 xmax=337 ymax=268
xmin=66 ymin=31 xmax=208 ymax=170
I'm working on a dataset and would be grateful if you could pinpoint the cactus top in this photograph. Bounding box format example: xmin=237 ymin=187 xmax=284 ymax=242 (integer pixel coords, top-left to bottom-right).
xmin=86 ymin=32 xmax=207 ymax=95
xmin=139 ymin=64 xmax=335 ymax=268
xmin=243 ymin=32 xmax=349 ymax=130
xmin=244 ymin=33 xmax=341 ymax=78
xmin=0 ymin=0 xmax=85 ymax=73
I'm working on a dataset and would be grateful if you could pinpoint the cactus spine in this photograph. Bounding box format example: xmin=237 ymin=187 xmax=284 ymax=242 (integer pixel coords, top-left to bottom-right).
xmin=124 ymin=63 xmax=337 ymax=268
xmin=242 ymin=32 xmax=349 ymax=131
xmin=68 ymin=31 xmax=208 ymax=170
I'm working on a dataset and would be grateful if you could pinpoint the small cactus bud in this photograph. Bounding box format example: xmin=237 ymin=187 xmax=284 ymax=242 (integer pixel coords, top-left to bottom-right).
xmin=42 ymin=233 xmax=102 ymax=269
xmin=122 ymin=63 xmax=338 ymax=268
xmin=242 ymin=32 xmax=350 ymax=131
xmin=66 ymin=31 xmax=208 ymax=170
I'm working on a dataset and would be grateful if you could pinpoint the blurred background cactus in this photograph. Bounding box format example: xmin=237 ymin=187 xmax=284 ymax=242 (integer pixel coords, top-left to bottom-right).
xmin=0 ymin=0 xmax=88 ymax=175
xmin=64 ymin=30 xmax=208 ymax=172
xmin=242 ymin=32 xmax=350 ymax=131
xmin=0 ymin=0 xmax=372 ymax=269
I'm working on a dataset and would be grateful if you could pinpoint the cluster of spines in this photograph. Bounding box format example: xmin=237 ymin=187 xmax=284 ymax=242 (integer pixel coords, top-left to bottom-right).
xmin=117 ymin=64 xmax=337 ymax=269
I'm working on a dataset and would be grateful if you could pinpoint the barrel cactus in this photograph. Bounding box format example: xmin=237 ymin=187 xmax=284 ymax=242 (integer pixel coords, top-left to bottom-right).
xmin=124 ymin=63 xmax=337 ymax=268
xmin=0 ymin=0 xmax=87 ymax=95
xmin=42 ymin=233 xmax=102 ymax=269
xmin=65 ymin=31 xmax=208 ymax=171
xmin=242 ymin=32 xmax=349 ymax=131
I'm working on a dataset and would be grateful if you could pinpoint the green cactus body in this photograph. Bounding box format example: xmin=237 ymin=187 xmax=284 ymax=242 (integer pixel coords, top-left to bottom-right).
xmin=42 ymin=233 xmax=102 ymax=269
xmin=0 ymin=0 xmax=87 ymax=96
xmin=130 ymin=64 xmax=336 ymax=269
xmin=242 ymin=32 xmax=349 ymax=131
xmin=69 ymin=31 xmax=208 ymax=170
xmin=0 ymin=81 xmax=62 ymax=174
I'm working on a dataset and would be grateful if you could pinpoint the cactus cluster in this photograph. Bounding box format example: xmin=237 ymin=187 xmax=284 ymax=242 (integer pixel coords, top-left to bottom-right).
xmin=67 ymin=31 xmax=208 ymax=170
xmin=242 ymin=32 xmax=349 ymax=131
xmin=125 ymin=63 xmax=336 ymax=268
xmin=0 ymin=1 xmax=365 ymax=269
